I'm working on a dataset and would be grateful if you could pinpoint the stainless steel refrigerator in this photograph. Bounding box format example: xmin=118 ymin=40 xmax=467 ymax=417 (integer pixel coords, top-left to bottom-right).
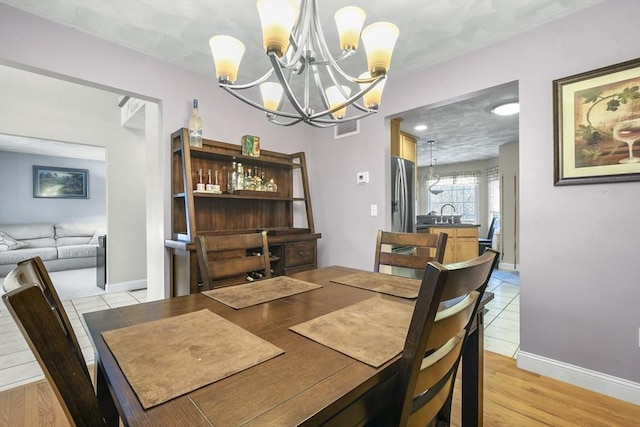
xmin=391 ymin=156 xmax=415 ymax=233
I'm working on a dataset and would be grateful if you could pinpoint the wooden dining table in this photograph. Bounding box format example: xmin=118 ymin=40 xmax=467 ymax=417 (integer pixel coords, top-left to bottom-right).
xmin=84 ymin=266 xmax=493 ymax=426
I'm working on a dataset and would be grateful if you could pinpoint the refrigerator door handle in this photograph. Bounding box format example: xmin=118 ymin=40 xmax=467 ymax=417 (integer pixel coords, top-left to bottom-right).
xmin=397 ymin=159 xmax=407 ymax=233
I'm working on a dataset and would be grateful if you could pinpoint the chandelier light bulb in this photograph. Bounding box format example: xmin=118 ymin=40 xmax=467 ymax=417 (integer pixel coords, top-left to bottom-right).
xmin=260 ymin=82 xmax=284 ymax=111
xmin=325 ymin=86 xmax=352 ymax=119
xmin=209 ymin=35 xmax=245 ymax=83
xmin=358 ymin=72 xmax=386 ymax=109
xmin=334 ymin=6 xmax=366 ymax=51
xmin=257 ymin=0 xmax=300 ymax=58
xmin=361 ymin=22 xmax=399 ymax=77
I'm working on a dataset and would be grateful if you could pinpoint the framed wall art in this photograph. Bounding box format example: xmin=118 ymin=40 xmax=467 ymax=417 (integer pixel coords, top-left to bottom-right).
xmin=33 ymin=165 xmax=89 ymax=199
xmin=553 ymin=58 xmax=640 ymax=185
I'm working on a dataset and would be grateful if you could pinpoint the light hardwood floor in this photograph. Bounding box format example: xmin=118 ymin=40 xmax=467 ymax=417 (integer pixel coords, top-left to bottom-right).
xmin=1 ymin=351 xmax=638 ymax=427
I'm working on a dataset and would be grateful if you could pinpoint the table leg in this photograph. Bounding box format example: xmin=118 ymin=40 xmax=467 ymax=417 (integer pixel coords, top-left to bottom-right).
xmin=94 ymin=360 xmax=119 ymax=427
xmin=462 ymin=310 xmax=484 ymax=427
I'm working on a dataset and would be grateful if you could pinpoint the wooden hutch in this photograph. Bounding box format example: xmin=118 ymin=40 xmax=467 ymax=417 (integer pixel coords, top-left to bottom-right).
xmin=165 ymin=128 xmax=321 ymax=296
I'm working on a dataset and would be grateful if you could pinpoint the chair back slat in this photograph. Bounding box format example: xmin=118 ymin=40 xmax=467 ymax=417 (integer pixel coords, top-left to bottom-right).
xmin=374 ymin=230 xmax=447 ymax=275
xmin=439 ymin=250 xmax=497 ymax=301
xmin=196 ymin=231 xmax=271 ymax=289
xmin=414 ymin=331 xmax=465 ymax=394
xmin=392 ymin=249 xmax=499 ymax=426
xmin=426 ymin=292 xmax=479 ymax=351
xmin=2 ymin=257 xmax=107 ymax=426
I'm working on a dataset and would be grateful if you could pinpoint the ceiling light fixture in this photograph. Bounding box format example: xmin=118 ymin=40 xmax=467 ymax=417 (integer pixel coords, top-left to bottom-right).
xmin=209 ymin=0 xmax=399 ymax=128
xmin=491 ymin=102 xmax=520 ymax=116
xmin=414 ymin=124 xmax=428 ymax=131
xmin=426 ymin=140 xmax=443 ymax=195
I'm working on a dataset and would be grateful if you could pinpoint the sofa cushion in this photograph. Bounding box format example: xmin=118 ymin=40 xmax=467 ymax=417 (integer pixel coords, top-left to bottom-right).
xmin=0 ymin=247 xmax=57 ymax=265
xmin=55 ymin=223 xmax=102 ymax=238
xmin=57 ymin=236 xmax=92 ymax=247
xmin=57 ymin=244 xmax=97 ymax=259
xmin=0 ymin=224 xmax=54 ymax=240
xmin=0 ymin=231 xmax=27 ymax=252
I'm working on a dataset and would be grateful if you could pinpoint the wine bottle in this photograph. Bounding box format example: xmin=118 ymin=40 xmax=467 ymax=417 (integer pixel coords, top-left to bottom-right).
xmin=188 ymin=99 xmax=203 ymax=148
xmin=196 ymin=168 xmax=205 ymax=191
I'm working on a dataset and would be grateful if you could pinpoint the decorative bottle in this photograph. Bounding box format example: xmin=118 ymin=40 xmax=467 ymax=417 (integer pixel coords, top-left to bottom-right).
xmin=237 ymin=162 xmax=245 ymax=190
xmin=230 ymin=161 xmax=237 ymax=193
xmin=196 ymin=168 xmax=205 ymax=191
xmin=188 ymin=99 xmax=203 ymax=148
xmin=206 ymin=169 xmax=214 ymax=192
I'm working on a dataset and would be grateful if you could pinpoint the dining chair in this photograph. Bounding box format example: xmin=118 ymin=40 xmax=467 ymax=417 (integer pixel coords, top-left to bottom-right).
xmin=195 ymin=230 xmax=272 ymax=289
xmin=374 ymin=230 xmax=447 ymax=278
xmin=390 ymin=248 xmax=499 ymax=427
xmin=1 ymin=256 xmax=115 ymax=426
xmin=478 ymin=216 xmax=498 ymax=255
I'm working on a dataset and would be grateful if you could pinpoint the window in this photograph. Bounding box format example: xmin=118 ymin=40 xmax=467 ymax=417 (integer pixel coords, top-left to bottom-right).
xmin=487 ymin=166 xmax=500 ymax=228
xmin=427 ymin=171 xmax=480 ymax=223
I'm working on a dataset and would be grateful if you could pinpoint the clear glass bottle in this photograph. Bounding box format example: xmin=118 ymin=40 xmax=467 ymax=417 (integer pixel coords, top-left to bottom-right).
xmin=247 ymin=169 xmax=256 ymax=191
xmin=237 ymin=162 xmax=245 ymax=190
xmin=230 ymin=161 xmax=237 ymax=193
xmin=188 ymin=99 xmax=203 ymax=148
xmin=206 ymin=169 xmax=214 ymax=191
xmin=196 ymin=168 xmax=205 ymax=191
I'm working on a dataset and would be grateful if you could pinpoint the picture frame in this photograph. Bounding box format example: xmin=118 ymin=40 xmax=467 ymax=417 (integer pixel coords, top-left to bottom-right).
xmin=33 ymin=165 xmax=89 ymax=199
xmin=553 ymin=58 xmax=640 ymax=186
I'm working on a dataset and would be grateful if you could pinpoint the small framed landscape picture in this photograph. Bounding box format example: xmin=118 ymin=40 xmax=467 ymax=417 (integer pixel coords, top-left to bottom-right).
xmin=33 ymin=165 xmax=89 ymax=199
xmin=553 ymin=58 xmax=640 ymax=186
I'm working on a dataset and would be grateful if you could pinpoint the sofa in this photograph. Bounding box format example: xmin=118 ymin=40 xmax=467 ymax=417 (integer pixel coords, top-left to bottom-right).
xmin=0 ymin=223 xmax=105 ymax=277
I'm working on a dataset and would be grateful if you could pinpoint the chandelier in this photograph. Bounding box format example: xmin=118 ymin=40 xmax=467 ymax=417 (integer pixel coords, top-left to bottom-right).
xmin=209 ymin=0 xmax=399 ymax=127
xmin=426 ymin=140 xmax=443 ymax=195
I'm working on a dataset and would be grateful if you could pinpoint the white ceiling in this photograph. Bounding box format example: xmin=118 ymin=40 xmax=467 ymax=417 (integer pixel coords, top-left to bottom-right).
xmin=0 ymin=0 xmax=602 ymax=165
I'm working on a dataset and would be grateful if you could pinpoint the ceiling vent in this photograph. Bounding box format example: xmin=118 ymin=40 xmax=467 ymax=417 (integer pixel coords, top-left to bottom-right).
xmin=334 ymin=120 xmax=360 ymax=139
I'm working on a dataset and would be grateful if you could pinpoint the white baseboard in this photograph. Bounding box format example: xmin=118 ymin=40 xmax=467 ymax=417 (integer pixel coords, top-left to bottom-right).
xmin=517 ymin=350 xmax=640 ymax=405
xmin=497 ymin=262 xmax=519 ymax=271
xmin=105 ymin=278 xmax=147 ymax=293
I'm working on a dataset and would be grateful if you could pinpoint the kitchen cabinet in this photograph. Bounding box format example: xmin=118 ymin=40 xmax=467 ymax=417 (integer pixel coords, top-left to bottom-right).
xmin=165 ymin=128 xmax=320 ymax=295
xmin=419 ymin=226 xmax=479 ymax=264
xmin=391 ymin=118 xmax=417 ymax=163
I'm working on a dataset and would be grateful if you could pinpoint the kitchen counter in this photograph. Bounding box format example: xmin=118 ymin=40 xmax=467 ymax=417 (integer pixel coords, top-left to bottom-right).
xmin=416 ymin=223 xmax=480 ymax=230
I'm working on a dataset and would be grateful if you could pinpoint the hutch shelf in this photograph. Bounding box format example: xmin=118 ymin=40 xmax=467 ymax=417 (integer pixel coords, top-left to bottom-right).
xmin=165 ymin=128 xmax=321 ymax=295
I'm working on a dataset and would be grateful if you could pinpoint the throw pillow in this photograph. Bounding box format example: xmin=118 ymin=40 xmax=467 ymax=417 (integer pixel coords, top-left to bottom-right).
xmin=89 ymin=230 xmax=101 ymax=245
xmin=0 ymin=231 xmax=27 ymax=252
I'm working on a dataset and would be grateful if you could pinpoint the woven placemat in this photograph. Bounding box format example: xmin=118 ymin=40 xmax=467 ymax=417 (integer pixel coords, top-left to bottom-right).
xmin=202 ymin=276 xmax=322 ymax=309
xmin=290 ymin=297 xmax=414 ymax=367
xmin=102 ymin=309 xmax=284 ymax=409
xmin=330 ymin=271 xmax=421 ymax=299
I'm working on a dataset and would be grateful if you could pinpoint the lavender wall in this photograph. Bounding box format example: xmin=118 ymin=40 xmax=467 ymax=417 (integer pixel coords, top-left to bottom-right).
xmin=309 ymin=0 xmax=640 ymax=388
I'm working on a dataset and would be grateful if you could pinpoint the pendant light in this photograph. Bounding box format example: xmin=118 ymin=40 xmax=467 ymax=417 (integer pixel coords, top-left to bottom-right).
xmin=426 ymin=140 xmax=443 ymax=195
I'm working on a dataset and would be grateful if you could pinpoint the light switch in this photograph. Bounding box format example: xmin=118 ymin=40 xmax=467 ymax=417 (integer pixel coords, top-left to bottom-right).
xmin=357 ymin=171 xmax=369 ymax=184
xmin=371 ymin=204 xmax=378 ymax=216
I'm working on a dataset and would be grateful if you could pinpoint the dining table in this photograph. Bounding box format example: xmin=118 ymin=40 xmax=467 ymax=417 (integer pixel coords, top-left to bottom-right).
xmin=83 ymin=265 xmax=493 ymax=426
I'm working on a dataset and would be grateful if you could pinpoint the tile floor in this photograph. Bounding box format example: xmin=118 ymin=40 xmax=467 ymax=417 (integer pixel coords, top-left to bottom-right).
xmin=0 ymin=269 xmax=519 ymax=392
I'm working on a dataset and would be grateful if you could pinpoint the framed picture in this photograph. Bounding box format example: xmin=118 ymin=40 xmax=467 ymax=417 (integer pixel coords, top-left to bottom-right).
xmin=553 ymin=58 xmax=640 ymax=186
xmin=33 ymin=166 xmax=89 ymax=199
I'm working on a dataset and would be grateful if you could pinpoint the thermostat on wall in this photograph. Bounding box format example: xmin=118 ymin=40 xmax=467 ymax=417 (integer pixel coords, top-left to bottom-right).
xmin=357 ymin=171 xmax=369 ymax=184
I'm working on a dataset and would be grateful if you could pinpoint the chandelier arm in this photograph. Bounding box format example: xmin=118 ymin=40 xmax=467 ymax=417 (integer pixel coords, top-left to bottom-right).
xmin=269 ymin=53 xmax=312 ymax=119
xmin=308 ymin=82 xmax=381 ymax=119
xmin=275 ymin=0 xmax=313 ymax=69
xmin=221 ymin=68 xmax=274 ymax=90
xmin=220 ymin=85 xmax=301 ymax=120
xmin=309 ymin=109 xmax=376 ymax=125
xmin=267 ymin=115 xmax=304 ymax=126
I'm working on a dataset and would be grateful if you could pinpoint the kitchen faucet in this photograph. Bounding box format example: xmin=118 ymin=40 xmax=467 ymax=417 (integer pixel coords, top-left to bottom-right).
xmin=440 ymin=203 xmax=456 ymax=216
